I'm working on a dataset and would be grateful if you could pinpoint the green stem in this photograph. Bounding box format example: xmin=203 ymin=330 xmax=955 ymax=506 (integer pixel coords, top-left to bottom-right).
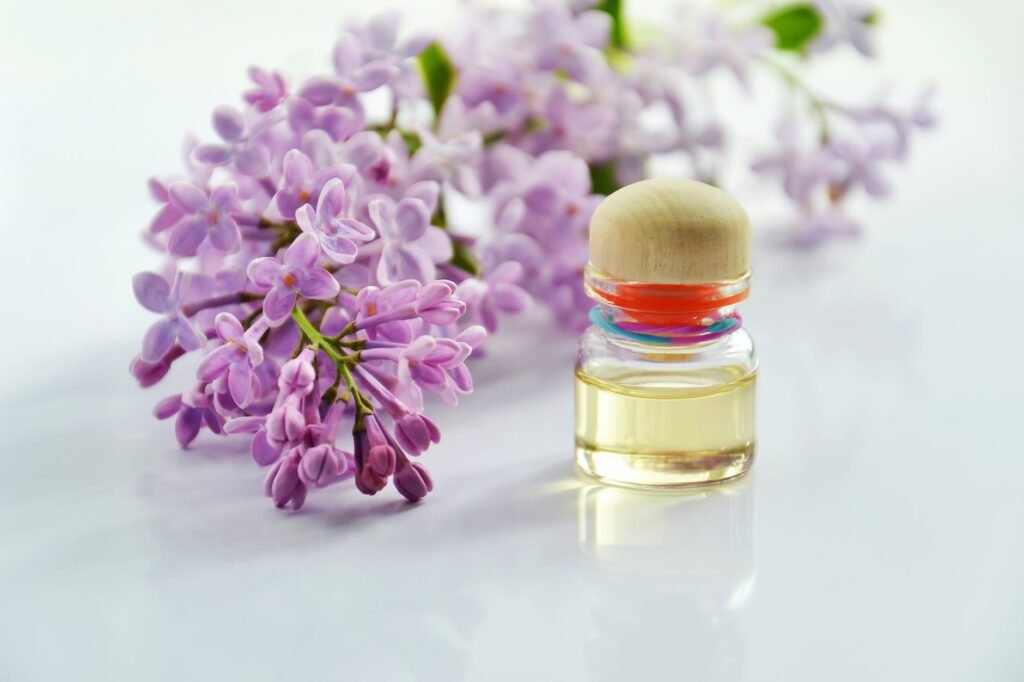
xmin=291 ymin=306 xmax=371 ymax=411
xmin=758 ymin=55 xmax=830 ymax=143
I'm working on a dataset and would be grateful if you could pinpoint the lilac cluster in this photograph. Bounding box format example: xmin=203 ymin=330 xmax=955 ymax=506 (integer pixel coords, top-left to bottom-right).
xmin=132 ymin=1 xmax=933 ymax=509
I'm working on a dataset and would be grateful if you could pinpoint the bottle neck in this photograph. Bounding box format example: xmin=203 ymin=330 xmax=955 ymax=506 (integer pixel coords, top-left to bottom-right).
xmin=585 ymin=265 xmax=749 ymax=346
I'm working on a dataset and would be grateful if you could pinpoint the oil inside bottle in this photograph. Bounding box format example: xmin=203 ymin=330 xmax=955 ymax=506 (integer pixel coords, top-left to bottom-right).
xmin=574 ymin=365 xmax=756 ymax=488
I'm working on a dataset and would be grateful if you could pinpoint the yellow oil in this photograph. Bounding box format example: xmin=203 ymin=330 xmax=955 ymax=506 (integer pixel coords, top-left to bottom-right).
xmin=575 ymin=367 xmax=756 ymax=488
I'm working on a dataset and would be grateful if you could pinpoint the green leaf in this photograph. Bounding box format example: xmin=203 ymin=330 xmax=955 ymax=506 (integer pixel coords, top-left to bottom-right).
xmin=761 ymin=3 xmax=823 ymax=52
xmin=595 ymin=0 xmax=629 ymax=49
xmin=449 ymin=240 xmax=480 ymax=276
xmin=589 ymin=160 xmax=620 ymax=196
xmin=418 ymin=42 xmax=456 ymax=118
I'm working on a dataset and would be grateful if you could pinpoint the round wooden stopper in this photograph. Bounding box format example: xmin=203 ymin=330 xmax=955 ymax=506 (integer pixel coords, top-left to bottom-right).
xmin=589 ymin=178 xmax=751 ymax=284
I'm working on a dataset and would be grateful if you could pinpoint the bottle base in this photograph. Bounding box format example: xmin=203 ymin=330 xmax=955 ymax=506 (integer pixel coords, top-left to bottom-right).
xmin=575 ymin=442 xmax=754 ymax=489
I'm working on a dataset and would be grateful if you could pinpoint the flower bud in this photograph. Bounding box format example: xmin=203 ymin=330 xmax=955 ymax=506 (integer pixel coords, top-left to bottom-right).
xmin=265 ymin=450 xmax=307 ymax=509
xmin=299 ymin=444 xmax=344 ymax=488
xmin=394 ymin=460 xmax=434 ymax=502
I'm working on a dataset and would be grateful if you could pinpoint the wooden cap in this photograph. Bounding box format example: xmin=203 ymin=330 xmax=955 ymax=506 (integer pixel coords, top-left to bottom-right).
xmin=589 ymin=178 xmax=751 ymax=284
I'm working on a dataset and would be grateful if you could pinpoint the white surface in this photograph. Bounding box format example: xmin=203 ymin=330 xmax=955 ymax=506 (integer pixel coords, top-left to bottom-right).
xmin=2 ymin=1 xmax=1024 ymax=680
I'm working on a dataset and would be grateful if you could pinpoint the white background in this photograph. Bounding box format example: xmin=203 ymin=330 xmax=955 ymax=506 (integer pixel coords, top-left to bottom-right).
xmin=2 ymin=1 xmax=1023 ymax=680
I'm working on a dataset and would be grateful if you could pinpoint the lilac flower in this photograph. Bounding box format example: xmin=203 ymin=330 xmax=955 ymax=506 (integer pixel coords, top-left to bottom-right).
xmin=244 ymin=67 xmax=288 ymax=112
xmin=458 ymin=61 xmax=527 ymax=122
xmin=192 ymin=105 xmax=273 ymax=177
xmin=154 ymin=387 xmax=224 ymax=449
xmin=681 ymin=15 xmax=774 ymax=88
xmin=411 ymin=123 xmax=484 ymax=197
xmin=354 ymin=280 xmax=466 ymax=336
xmin=146 ymin=177 xmax=184 ymax=234
xmin=456 ymin=261 xmax=532 ymax=332
xmin=298 ymin=31 xmax=397 ymax=120
xmin=501 ymin=151 xmax=602 ymax=246
xmin=811 ymin=1 xmax=877 ymax=57
xmin=265 ymin=449 xmax=307 ymax=509
xmin=352 ymin=413 xmax=395 ymax=495
xmin=130 ymin=344 xmax=185 ymax=388
xmin=369 ymin=197 xmax=452 ymax=284
xmin=165 ymin=181 xmax=241 ymax=256
xmin=295 ymin=177 xmax=374 ymax=263
xmin=133 ymin=271 xmax=206 ymax=362
xmin=828 ymin=137 xmax=890 ymax=198
xmin=523 ymin=86 xmax=616 ymax=160
xmin=394 ymin=413 xmax=441 ymax=457
xmin=196 ymin=313 xmax=265 ymax=407
xmin=530 ymin=4 xmax=610 ymax=82
xmin=246 ymin=233 xmax=341 ymax=325
xmin=339 ymin=130 xmax=412 ymax=192
xmin=273 ymin=149 xmax=357 ymax=220
xmin=344 ymin=13 xmax=431 ymax=64
xmin=286 ymin=98 xmax=361 ymax=142
xmin=298 ymin=443 xmax=350 ymax=488
xmin=752 ymin=119 xmax=839 ymax=203
xmin=393 ymin=459 xmax=434 ymax=502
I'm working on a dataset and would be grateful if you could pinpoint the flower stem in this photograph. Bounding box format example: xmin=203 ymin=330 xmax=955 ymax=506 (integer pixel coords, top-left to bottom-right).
xmin=291 ymin=306 xmax=372 ymax=412
xmin=182 ymin=292 xmax=262 ymax=317
xmin=758 ymin=56 xmax=830 ymax=143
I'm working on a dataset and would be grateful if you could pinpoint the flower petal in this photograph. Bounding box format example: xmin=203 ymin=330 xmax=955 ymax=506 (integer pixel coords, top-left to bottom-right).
xmin=153 ymin=394 xmax=182 ymax=420
xmin=367 ymin=198 xmax=396 ymax=237
xmin=283 ymin=149 xmax=314 ymax=187
xmin=404 ymin=180 xmax=440 ymax=214
xmin=196 ymin=344 xmax=234 ymax=381
xmin=208 ymin=216 xmax=240 ymax=253
xmin=264 ymin=286 xmax=297 ymax=325
xmin=251 ymin=430 xmax=282 ymax=466
xmin=317 ymin=177 xmax=346 ymax=218
xmin=228 ymin=363 xmax=255 ymax=407
xmin=491 ymin=282 xmax=531 ymax=313
xmin=142 ymin=318 xmax=176 ymax=363
xmin=295 ymin=204 xmax=318 ymax=235
xmin=321 ymin=236 xmax=359 ymax=264
xmin=297 ymin=267 xmax=341 ymax=300
xmin=132 ymin=272 xmax=171 ymax=313
xmin=176 ymin=316 xmax=207 ymax=352
xmin=299 ymin=76 xmax=339 ymax=106
xmin=247 ymin=257 xmax=282 ymax=289
xmin=214 ymin=312 xmax=244 ymax=341
xmin=336 ymin=218 xmax=375 ymax=241
xmin=522 ymin=182 xmax=559 ymax=213
xmin=354 ymin=62 xmax=397 ymax=92
xmin=175 ymin=408 xmax=202 ymax=448
xmin=414 ymin=226 xmax=453 ymax=262
xmin=192 ymin=144 xmax=232 ymax=166
xmin=394 ymin=198 xmax=429 ymax=242
xmin=235 ymin=143 xmax=270 ymax=177
xmin=168 ymin=182 xmax=208 ymax=214
xmin=488 ymin=260 xmax=523 ymax=284
xmin=285 ymin=232 xmax=321 ymax=269
xmin=212 ymin=105 xmax=245 ymax=142
xmin=378 ymin=244 xmax=434 ymax=285
xmin=168 ymin=217 xmax=207 ymax=257
xmin=224 ymin=415 xmax=264 ymax=434
xmin=332 ymin=33 xmax=363 ymax=76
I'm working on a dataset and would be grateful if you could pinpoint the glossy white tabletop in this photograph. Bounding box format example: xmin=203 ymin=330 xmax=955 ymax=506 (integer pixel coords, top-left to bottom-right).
xmin=2 ymin=1 xmax=1022 ymax=680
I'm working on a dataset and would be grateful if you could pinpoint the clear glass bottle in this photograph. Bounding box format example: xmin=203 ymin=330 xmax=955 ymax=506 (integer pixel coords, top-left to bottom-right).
xmin=575 ymin=267 xmax=758 ymax=488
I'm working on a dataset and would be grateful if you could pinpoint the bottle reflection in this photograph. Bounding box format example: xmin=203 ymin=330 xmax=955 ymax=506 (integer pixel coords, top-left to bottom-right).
xmin=578 ymin=476 xmax=755 ymax=681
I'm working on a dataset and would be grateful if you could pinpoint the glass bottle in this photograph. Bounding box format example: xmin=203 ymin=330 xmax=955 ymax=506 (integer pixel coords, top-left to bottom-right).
xmin=575 ymin=178 xmax=757 ymax=488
